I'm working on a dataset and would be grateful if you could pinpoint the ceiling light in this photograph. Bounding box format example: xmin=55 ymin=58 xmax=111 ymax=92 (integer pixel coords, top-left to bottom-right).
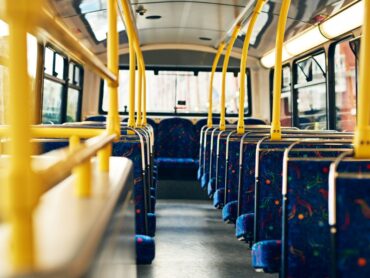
xmin=320 ymin=1 xmax=364 ymax=38
xmin=146 ymin=15 xmax=162 ymax=20
xmin=260 ymin=48 xmax=292 ymax=68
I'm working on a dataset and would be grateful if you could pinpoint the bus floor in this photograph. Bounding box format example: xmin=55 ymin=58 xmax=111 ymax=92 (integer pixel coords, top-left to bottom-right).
xmin=138 ymin=199 xmax=278 ymax=278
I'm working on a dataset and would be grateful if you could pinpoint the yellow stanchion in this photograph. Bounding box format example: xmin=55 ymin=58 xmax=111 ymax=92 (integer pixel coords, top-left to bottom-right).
xmin=208 ymin=42 xmax=225 ymax=128
xmin=270 ymin=0 xmax=291 ymax=140
xmin=5 ymin=0 xmax=40 ymax=269
xmin=237 ymin=0 xmax=267 ymax=134
xmin=141 ymin=63 xmax=147 ymax=127
xmin=136 ymin=61 xmax=143 ymax=127
xmin=220 ymin=25 xmax=241 ymax=131
xmin=353 ymin=0 xmax=370 ymax=158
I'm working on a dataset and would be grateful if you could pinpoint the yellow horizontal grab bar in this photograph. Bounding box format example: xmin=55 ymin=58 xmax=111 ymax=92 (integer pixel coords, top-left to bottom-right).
xmin=0 ymin=126 xmax=104 ymax=139
xmin=38 ymin=133 xmax=116 ymax=194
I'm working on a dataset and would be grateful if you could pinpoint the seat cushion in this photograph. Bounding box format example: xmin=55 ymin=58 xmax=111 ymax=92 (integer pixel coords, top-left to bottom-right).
xmin=213 ymin=188 xmax=224 ymax=209
xmin=136 ymin=235 xmax=155 ymax=264
xmin=236 ymin=213 xmax=254 ymax=241
xmin=200 ymin=172 xmax=209 ymax=190
xmin=155 ymin=157 xmax=198 ymax=169
xmin=222 ymin=200 xmax=238 ymax=223
xmin=252 ymin=240 xmax=281 ymax=273
xmin=207 ymin=177 xmax=216 ymax=197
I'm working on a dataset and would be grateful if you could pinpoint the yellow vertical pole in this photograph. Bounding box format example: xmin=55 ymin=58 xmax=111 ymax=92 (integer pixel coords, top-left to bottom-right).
xmin=141 ymin=62 xmax=147 ymax=126
xmin=107 ymin=0 xmax=120 ymax=137
xmin=208 ymin=42 xmax=225 ymax=128
xmin=237 ymin=0 xmax=267 ymax=134
xmin=5 ymin=0 xmax=40 ymax=269
xmin=99 ymin=0 xmax=119 ymax=172
xmin=220 ymin=25 xmax=241 ymax=131
xmin=354 ymin=0 xmax=370 ymax=158
xmin=128 ymin=45 xmax=136 ymax=128
xmin=270 ymin=0 xmax=291 ymax=140
xmin=136 ymin=59 xmax=143 ymax=127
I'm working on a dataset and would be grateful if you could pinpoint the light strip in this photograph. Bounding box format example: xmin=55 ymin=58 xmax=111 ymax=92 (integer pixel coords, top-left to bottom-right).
xmin=261 ymin=1 xmax=364 ymax=68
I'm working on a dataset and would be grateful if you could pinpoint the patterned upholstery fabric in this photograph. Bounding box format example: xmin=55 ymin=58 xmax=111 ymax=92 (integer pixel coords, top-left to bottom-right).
xmin=244 ymin=118 xmax=267 ymax=125
xmin=136 ymin=234 xmax=155 ymax=264
xmin=200 ymin=130 xmax=214 ymax=188
xmin=252 ymin=240 xmax=281 ymax=273
xmin=213 ymin=188 xmax=224 ymax=209
xmin=146 ymin=118 xmax=157 ymax=136
xmin=222 ymin=200 xmax=238 ymax=223
xmin=207 ymin=177 xmax=216 ymax=197
xmin=85 ymin=115 xmax=106 ymax=122
xmin=156 ymin=118 xmax=197 ymax=158
xmin=215 ymin=134 xmax=230 ymax=195
xmin=236 ymin=213 xmax=254 ymax=241
xmin=283 ymin=158 xmax=340 ymax=278
xmin=155 ymin=157 xmax=198 ymax=169
xmin=225 ymin=135 xmax=243 ymax=204
xmin=147 ymin=213 xmax=156 ymax=237
xmin=207 ymin=131 xmax=221 ymax=196
xmin=333 ymin=161 xmax=370 ymax=278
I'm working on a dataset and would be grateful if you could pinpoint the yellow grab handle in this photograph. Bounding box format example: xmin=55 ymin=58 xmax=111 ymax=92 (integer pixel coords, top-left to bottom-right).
xmin=237 ymin=0 xmax=267 ymax=134
xmin=354 ymin=0 xmax=370 ymax=158
xmin=270 ymin=0 xmax=291 ymax=140
xmin=220 ymin=25 xmax=241 ymax=131
xmin=141 ymin=62 xmax=147 ymax=126
xmin=136 ymin=60 xmax=143 ymax=127
xmin=208 ymin=42 xmax=226 ymax=128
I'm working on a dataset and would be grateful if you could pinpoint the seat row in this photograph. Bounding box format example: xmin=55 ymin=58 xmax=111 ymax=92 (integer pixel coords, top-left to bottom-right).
xmin=38 ymin=118 xmax=157 ymax=264
xmin=198 ymin=124 xmax=369 ymax=277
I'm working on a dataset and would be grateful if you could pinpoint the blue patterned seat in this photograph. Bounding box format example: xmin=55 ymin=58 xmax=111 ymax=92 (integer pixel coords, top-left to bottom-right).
xmin=156 ymin=118 xmax=197 ymax=178
xmin=222 ymin=200 xmax=238 ymax=223
xmin=236 ymin=212 xmax=254 ymax=241
xmin=213 ymin=188 xmax=224 ymax=209
xmin=282 ymin=151 xmax=349 ymax=278
xmin=200 ymin=129 xmax=214 ymax=188
xmin=244 ymin=118 xmax=267 ymax=125
xmin=252 ymin=240 xmax=281 ymax=273
xmin=85 ymin=115 xmax=106 ymax=122
xmin=331 ymin=160 xmax=370 ymax=278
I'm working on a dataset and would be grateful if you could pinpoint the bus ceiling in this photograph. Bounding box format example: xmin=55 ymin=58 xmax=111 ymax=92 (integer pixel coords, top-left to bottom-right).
xmin=48 ymin=0 xmax=360 ymax=67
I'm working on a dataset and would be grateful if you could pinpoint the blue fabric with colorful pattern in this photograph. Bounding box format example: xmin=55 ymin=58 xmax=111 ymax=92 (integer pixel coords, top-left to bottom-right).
xmin=208 ymin=132 xmax=222 ymax=196
xmin=213 ymin=188 xmax=225 ymax=209
xmin=156 ymin=118 xmax=197 ymax=158
xmin=155 ymin=157 xmax=198 ymax=169
xmin=333 ymin=161 xmax=370 ymax=278
xmin=147 ymin=213 xmax=156 ymax=237
xmin=215 ymin=134 xmax=229 ymax=193
xmin=200 ymin=130 xmax=214 ymax=188
xmin=283 ymin=159 xmax=337 ymax=278
xmin=222 ymin=200 xmax=238 ymax=223
xmin=252 ymin=240 xmax=281 ymax=273
xmin=235 ymin=213 xmax=254 ymax=241
xmin=225 ymin=135 xmax=243 ymax=204
xmin=136 ymin=235 xmax=155 ymax=264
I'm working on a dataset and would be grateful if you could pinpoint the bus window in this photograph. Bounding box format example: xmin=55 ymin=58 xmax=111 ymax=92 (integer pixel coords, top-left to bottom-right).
xmin=42 ymin=48 xmax=83 ymax=124
xmin=334 ymin=39 xmax=357 ymax=131
xmin=270 ymin=65 xmax=292 ymax=126
xmin=294 ymin=52 xmax=327 ymax=130
xmin=101 ymin=69 xmax=251 ymax=116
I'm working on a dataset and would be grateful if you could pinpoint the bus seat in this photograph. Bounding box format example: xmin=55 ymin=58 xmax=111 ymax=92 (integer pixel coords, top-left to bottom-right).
xmin=244 ymin=117 xmax=267 ymax=125
xmin=213 ymin=188 xmax=224 ymax=209
xmin=155 ymin=118 xmax=197 ymax=178
xmin=235 ymin=212 xmax=254 ymax=242
xmin=85 ymin=115 xmax=107 ymax=122
xmin=212 ymin=135 xmax=229 ymax=205
xmin=222 ymin=200 xmax=238 ymax=223
xmin=252 ymin=240 xmax=281 ymax=273
xmin=136 ymin=235 xmax=155 ymax=264
xmin=331 ymin=161 xmax=370 ymax=278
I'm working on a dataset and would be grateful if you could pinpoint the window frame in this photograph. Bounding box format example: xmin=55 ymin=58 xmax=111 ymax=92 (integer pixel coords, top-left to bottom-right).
xmin=98 ymin=66 xmax=252 ymax=117
xmin=41 ymin=45 xmax=83 ymax=124
xmin=292 ymin=49 xmax=328 ymax=129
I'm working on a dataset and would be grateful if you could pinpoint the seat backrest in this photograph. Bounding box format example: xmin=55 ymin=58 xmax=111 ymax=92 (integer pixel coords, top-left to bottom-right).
xmin=282 ymin=151 xmax=349 ymax=278
xmin=244 ymin=117 xmax=267 ymax=125
xmin=85 ymin=115 xmax=106 ymax=122
xmin=332 ymin=160 xmax=370 ymax=278
xmin=156 ymin=118 xmax=197 ymax=158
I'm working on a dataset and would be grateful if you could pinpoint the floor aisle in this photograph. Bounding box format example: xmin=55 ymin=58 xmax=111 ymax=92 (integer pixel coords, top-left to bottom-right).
xmin=138 ymin=200 xmax=277 ymax=278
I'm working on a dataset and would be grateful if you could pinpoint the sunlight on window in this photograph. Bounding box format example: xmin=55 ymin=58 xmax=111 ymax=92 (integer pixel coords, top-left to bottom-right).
xmin=85 ymin=10 xmax=125 ymax=41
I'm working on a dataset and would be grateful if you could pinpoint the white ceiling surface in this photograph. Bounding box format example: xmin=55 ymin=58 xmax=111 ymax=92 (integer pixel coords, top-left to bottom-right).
xmin=133 ymin=1 xmax=247 ymax=45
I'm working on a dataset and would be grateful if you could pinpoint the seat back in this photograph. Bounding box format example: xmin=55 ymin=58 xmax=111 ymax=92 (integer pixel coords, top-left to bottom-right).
xmin=156 ymin=118 xmax=197 ymax=159
xmin=331 ymin=160 xmax=370 ymax=278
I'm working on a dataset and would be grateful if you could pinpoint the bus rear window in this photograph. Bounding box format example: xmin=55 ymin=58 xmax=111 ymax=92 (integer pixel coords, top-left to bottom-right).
xmin=101 ymin=69 xmax=251 ymax=115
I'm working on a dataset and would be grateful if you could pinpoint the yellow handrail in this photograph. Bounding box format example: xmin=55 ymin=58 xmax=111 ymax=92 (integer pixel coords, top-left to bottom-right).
xmin=208 ymin=42 xmax=225 ymax=128
xmin=270 ymin=0 xmax=291 ymax=140
xmin=142 ymin=62 xmax=148 ymax=126
xmin=136 ymin=60 xmax=143 ymax=127
xmin=237 ymin=0 xmax=267 ymax=134
xmin=220 ymin=25 xmax=241 ymax=131
xmin=354 ymin=0 xmax=370 ymax=158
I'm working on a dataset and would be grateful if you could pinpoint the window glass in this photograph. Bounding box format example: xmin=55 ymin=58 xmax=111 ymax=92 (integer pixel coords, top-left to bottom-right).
xmin=66 ymin=88 xmax=79 ymax=122
xmin=102 ymin=69 xmax=250 ymax=115
xmin=54 ymin=53 xmax=65 ymax=78
xmin=295 ymin=52 xmax=327 ymax=130
xmin=44 ymin=47 xmax=54 ymax=76
xmin=334 ymin=39 xmax=357 ymax=131
xmin=42 ymin=79 xmax=63 ymax=124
